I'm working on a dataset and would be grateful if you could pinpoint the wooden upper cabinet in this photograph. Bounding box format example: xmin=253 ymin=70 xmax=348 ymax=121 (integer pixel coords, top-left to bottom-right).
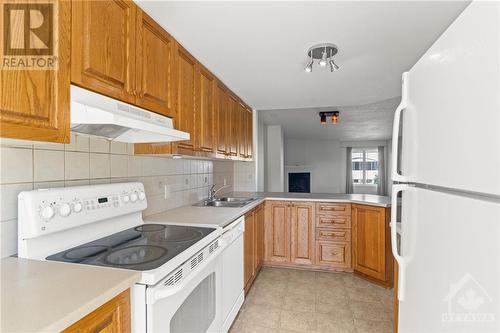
xmin=352 ymin=204 xmax=391 ymax=284
xmin=227 ymin=93 xmax=238 ymax=156
xmin=290 ymin=202 xmax=315 ymax=265
xmin=196 ymin=66 xmax=215 ymax=152
xmin=246 ymin=108 xmax=253 ymax=159
xmin=0 ymin=0 xmax=71 ymax=143
xmin=135 ymin=9 xmax=174 ymax=117
xmin=238 ymin=102 xmax=246 ymax=159
xmin=71 ymin=0 xmax=136 ymax=103
xmin=215 ymin=81 xmax=227 ymax=156
xmin=175 ymin=45 xmax=197 ymax=151
xmin=264 ymin=201 xmax=291 ymax=263
xmin=63 ymin=289 xmax=131 ymax=333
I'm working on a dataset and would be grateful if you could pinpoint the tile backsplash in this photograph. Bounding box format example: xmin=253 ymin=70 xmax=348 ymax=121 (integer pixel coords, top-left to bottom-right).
xmin=0 ymin=133 xmax=234 ymax=258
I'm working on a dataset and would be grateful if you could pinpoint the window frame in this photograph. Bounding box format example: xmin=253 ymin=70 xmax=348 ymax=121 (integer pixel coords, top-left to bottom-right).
xmin=352 ymin=148 xmax=379 ymax=186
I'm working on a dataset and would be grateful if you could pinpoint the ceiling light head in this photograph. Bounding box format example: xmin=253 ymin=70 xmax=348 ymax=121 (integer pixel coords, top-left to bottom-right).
xmin=304 ymin=52 xmax=313 ymax=72
xmin=306 ymin=43 xmax=339 ymax=73
xmin=320 ymin=113 xmax=326 ymax=124
xmin=331 ymin=112 xmax=339 ymax=124
xmin=329 ymin=58 xmax=340 ymax=72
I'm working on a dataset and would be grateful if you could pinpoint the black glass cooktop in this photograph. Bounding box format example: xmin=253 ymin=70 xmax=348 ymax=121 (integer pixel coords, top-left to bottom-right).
xmin=46 ymin=224 xmax=215 ymax=271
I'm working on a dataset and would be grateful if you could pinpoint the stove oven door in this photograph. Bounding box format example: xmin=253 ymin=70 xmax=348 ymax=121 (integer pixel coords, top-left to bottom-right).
xmin=146 ymin=249 xmax=223 ymax=333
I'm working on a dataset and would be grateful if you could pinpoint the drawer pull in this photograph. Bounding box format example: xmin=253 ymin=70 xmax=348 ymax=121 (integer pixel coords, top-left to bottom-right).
xmin=330 ymin=252 xmax=337 ymax=256
xmin=321 ymin=206 xmax=345 ymax=211
xmin=322 ymin=219 xmax=345 ymax=224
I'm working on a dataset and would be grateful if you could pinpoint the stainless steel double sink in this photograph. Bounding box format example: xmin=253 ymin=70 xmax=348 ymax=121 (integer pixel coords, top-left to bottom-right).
xmin=193 ymin=197 xmax=258 ymax=208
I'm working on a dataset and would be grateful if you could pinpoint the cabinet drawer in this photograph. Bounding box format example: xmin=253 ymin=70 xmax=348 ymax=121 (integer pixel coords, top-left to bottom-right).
xmin=316 ymin=203 xmax=351 ymax=216
xmin=316 ymin=215 xmax=351 ymax=229
xmin=315 ymin=242 xmax=351 ymax=268
xmin=316 ymin=228 xmax=351 ymax=242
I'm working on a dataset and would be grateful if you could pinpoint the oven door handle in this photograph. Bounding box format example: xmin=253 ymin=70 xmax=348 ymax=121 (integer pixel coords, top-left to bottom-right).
xmin=147 ymin=242 xmax=224 ymax=304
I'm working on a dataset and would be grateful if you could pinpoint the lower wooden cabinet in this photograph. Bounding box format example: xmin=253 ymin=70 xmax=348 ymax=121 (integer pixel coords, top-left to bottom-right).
xmin=62 ymin=289 xmax=131 ymax=333
xmin=315 ymin=241 xmax=352 ymax=269
xmin=290 ymin=202 xmax=315 ymax=265
xmin=264 ymin=201 xmax=291 ymax=263
xmin=244 ymin=203 xmax=265 ymax=293
xmin=249 ymin=201 xmax=392 ymax=293
xmin=352 ymin=204 xmax=393 ymax=287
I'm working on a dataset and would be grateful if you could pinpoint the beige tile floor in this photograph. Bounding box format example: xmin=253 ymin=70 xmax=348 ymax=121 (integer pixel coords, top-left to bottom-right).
xmin=229 ymin=267 xmax=394 ymax=333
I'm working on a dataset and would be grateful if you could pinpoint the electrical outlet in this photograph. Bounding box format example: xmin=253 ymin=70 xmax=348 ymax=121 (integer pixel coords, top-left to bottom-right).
xmin=164 ymin=185 xmax=171 ymax=199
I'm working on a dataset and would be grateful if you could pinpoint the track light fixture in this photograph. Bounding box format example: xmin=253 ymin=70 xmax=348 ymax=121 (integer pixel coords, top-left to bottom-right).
xmin=319 ymin=111 xmax=340 ymax=124
xmin=305 ymin=43 xmax=340 ymax=73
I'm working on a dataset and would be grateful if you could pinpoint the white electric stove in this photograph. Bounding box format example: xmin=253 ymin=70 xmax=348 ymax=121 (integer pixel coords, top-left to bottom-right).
xmin=17 ymin=182 xmax=232 ymax=332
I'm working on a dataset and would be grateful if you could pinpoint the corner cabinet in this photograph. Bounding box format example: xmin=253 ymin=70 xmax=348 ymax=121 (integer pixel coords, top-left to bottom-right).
xmin=62 ymin=289 xmax=131 ymax=333
xmin=0 ymin=0 xmax=71 ymax=143
xmin=352 ymin=204 xmax=393 ymax=287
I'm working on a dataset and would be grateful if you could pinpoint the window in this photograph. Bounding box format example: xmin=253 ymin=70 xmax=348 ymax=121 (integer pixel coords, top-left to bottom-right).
xmin=352 ymin=149 xmax=379 ymax=185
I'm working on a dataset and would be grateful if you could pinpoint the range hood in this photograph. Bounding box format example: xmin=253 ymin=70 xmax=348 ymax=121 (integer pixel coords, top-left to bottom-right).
xmin=70 ymin=85 xmax=190 ymax=143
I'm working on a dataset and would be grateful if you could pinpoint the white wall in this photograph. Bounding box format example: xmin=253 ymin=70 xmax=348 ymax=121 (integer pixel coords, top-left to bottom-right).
xmin=285 ymin=139 xmax=343 ymax=193
xmin=266 ymin=125 xmax=284 ymax=192
xmin=283 ymin=138 xmax=392 ymax=195
xmin=0 ymin=134 xmax=234 ymax=258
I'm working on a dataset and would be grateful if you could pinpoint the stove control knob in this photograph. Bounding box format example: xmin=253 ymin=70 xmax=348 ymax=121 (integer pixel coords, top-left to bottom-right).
xmin=138 ymin=191 xmax=146 ymax=201
xmin=40 ymin=205 xmax=55 ymax=220
xmin=130 ymin=192 xmax=138 ymax=203
xmin=73 ymin=202 xmax=83 ymax=213
xmin=122 ymin=195 xmax=130 ymax=203
xmin=59 ymin=203 xmax=71 ymax=217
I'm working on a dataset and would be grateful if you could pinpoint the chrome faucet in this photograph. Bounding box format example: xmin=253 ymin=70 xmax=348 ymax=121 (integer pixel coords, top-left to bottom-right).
xmin=208 ymin=184 xmax=229 ymax=201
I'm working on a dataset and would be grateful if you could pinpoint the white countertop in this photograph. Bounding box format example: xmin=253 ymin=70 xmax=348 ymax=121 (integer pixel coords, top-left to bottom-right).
xmin=1 ymin=257 xmax=140 ymax=333
xmin=234 ymin=191 xmax=391 ymax=207
xmin=145 ymin=191 xmax=390 ymax=228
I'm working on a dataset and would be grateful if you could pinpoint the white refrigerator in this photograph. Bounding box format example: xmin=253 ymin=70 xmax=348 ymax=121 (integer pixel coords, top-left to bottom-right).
xmin=391 ymin=1 xmax=500 ymax=332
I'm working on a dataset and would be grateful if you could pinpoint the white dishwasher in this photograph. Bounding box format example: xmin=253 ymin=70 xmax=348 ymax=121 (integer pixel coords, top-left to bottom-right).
xmin=220 ymin=216 xmax=245 ymax=333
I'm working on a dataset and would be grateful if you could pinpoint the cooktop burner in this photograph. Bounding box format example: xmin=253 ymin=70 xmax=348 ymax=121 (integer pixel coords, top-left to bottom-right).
xmin=104 ymin=245 xmax=167 ymax=266
xmin=46 ymin=224 xmax=215 ymax=271
xmin=134 ymin=224 xmax=166 ymax=232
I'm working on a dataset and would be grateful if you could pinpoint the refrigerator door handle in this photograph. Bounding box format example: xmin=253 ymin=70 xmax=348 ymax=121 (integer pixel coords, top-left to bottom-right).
xmin=391 ymin=72 xmax=409 ymax=182
xmin=390 ymin=184 xmax=412 ymax=301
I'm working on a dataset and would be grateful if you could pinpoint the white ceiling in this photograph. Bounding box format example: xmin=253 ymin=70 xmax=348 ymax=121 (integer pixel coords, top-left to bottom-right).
xmin=260 ymin=97 xmax=400 ymax=141
xmin=137 ymin=1 xmax=469 ymax=110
